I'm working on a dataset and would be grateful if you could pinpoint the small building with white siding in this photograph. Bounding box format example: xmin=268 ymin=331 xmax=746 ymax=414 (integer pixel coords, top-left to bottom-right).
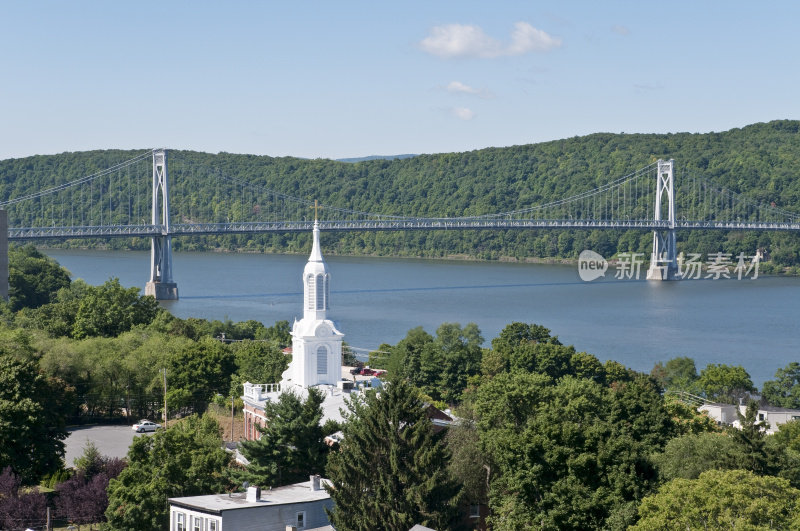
xmin=699 ymin=402 xmax=800 ymax=434
xmin=168 ymin=476 xmax=334 ymax=531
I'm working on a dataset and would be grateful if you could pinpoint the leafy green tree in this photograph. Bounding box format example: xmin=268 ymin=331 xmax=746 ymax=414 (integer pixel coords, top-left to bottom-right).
xmin=0 ymin=353 xmax=73 ymax=484
xmin=420 ymin=322 xmax=483 ymax=403
xmin=762 ymin=362 xmax=800 ymax=409
xmin=326 ymin=379 xmax=463 ymax=531
xmin=697 ymin=363 xmax=756 ymax=404
xmin=105 ymin=415 xmax=231 ymax=530
xmin=7 ymin=244 xmax=71 ymax=311
xmin=603 ymin=359 xmax=636 ymax=384
xmin=72 ymin=278 xmax=161 ymax=339
xmin=508 ymin=341 xmax=577 ymax=379
xmin=490 ymin=322 xmax=560 ymax=355
xmin=654 ymin=432 xmax=747 ymax=481
xmin=445 ymin=414 xmax=489 ymax=510
xmin=767 ymin=420 xmax=800 ymax=488
xmin=631 ymin=469 xmax=800 ymax=530
xmin=650 ymin=356 xmax=700 ymax=393
xmin=387 ymin=323 xmax=482 ymax=404
xmin=385 ymin=326 xmax=433 ymax=386
xmin=229 ymin=340 xmax=289 ymax=396
xmin=663 ymin=394 xmax=718 ymax=435
xmin=475 ymin=372 xmax=667 ymax=530
xmin=569 ymin=350 xmax=607 ymax=384
xmin=260 ymin=319 xmax=291 ymax=347
xmin=235 ymin=388 xmax=326 ymax=488
xmin=166 ymin=337 xmax=236 ymax=414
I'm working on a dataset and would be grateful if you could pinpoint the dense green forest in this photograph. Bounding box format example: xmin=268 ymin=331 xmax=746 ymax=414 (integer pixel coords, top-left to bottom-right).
xmin=2 ymin=120 xmax=800 ymax=269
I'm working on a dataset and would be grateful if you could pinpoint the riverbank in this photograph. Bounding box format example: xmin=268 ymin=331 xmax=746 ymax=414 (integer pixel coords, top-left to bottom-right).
xmin=35 ymin=243 xmax=798 ymax=277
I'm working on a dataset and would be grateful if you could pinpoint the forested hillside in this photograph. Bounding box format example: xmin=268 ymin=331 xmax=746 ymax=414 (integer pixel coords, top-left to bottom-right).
xmin=2 ymin=120 xmax=800 ymax=268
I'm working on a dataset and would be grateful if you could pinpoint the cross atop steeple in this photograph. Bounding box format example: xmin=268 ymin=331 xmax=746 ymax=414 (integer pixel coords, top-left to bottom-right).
xmin=310 ymin=200 xmax=322 ymax=222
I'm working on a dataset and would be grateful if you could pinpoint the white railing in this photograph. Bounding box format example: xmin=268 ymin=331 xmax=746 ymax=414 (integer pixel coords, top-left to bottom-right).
xmin=242 ymin=382 xmax=281 ymax=401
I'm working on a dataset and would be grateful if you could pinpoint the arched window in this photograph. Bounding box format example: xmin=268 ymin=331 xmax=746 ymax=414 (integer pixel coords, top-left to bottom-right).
xmin=306 ymin=274 xmax=314 ymax=310
xmin=324 ymin=274 xmax=330 ymax=310
xmin=315 ymin=274 xmax=325 ymax=310
xmin=317 ymin=345 xmax=328 ymax=374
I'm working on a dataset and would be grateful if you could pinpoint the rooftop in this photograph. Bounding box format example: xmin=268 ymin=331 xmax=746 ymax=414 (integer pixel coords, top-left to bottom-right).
xmin=169 ymin=479 xmax=332 ymax=512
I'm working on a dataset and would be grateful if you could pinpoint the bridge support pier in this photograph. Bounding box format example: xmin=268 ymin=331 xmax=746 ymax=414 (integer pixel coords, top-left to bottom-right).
xmin=646 ymin=159 xmax=679 ymax=280
xmin=145 ymin=149 xmax=179 ymax=300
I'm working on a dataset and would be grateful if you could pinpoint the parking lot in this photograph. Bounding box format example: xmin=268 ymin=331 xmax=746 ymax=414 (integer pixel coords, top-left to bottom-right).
xmin=64 ymin=424 xmax=155 ymax=467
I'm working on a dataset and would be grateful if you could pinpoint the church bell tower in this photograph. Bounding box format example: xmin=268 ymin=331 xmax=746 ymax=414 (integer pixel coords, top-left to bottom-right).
xmin=282 ymin=217 xmax=344 ymax=388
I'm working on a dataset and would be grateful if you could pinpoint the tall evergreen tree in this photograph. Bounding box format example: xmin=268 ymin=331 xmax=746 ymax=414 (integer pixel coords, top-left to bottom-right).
xmin=235 ymin=388 xmax=327 ymax=488
xmin=326 ymin=379 xmax=463 ymax=531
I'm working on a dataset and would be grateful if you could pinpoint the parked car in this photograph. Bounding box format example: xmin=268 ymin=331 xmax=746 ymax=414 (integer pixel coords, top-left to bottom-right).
xmin=132 ymin=419 xmax=161 ymax=433
xmin=359 ymin=367 xmax=375 ymax=376
xmin=349 ymin=366 xmax=362 ymax=375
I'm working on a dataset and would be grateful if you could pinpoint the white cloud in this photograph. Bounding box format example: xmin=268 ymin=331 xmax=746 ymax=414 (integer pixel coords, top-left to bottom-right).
xmin=420 ymin=22 xmax=561 ymax=59
xmin=507 ymin=22 xmax=562 ymax=54
xmin=451 ymin=107 xmax=475 ymax=120
xmin=445 ymin=81 xmax=494 ymax=99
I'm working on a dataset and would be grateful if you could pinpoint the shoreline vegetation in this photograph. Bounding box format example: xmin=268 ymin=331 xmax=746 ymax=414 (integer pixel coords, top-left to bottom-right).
xmin=35 ymin=244 xmax=798 ymax=277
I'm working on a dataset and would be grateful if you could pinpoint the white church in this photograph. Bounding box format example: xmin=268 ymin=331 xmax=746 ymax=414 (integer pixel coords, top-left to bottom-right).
xmin=241 ymin=220 xmax=371 ymax=440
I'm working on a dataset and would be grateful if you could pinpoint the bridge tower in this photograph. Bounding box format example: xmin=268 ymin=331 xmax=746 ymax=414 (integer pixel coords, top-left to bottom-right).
xmin=145 ymin=149 xmax=179 ymax=300
xmin=646 ymin=159 xmax=679 ymax=280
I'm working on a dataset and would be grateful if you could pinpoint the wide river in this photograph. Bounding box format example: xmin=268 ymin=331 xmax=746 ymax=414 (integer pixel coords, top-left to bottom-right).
xmin=45 ymin=249 xmax=799 ymax=388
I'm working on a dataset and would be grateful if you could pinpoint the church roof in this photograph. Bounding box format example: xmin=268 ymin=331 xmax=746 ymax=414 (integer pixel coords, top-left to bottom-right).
xmin=244 ymin=383 xmax=356 ymax=425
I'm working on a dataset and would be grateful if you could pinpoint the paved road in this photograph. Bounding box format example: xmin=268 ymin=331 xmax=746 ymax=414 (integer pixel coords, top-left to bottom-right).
xmin=64 ymin=425 xmax=155 ymax=467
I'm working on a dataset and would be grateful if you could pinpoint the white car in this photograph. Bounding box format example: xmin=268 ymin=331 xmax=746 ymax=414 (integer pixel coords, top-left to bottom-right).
xmin=132 ymin=419 xmax=162 ymax=433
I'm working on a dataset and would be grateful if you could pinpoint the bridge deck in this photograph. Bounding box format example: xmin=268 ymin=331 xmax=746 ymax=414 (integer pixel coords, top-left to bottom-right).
xmin=8 ymin=219 xmax=800 ymax=240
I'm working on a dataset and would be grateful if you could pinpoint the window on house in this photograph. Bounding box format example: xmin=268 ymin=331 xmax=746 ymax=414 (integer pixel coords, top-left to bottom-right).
xmin=208 ymin=520 xmax=218 ymax=531
xmin=296 ymin=511 xmax=306 ymax=529
xmin=759 ymin=413 xmax=765 ymax=421
xmin=317 ymin=345 xmax=328 ymax=374
xmin=469 ymin=504 xmax=480 ymax=518
xmin=176 ymin=512 xmax=186 ymax=531
xmin=193 ymin=515 xmax=204 ymax=531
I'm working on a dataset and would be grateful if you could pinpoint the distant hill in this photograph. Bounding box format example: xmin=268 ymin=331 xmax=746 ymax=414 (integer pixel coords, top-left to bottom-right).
xmin=1 ymin=120 xmax=799 ymax=268
xmin=336 ymin=154 xmax=418 ymax=163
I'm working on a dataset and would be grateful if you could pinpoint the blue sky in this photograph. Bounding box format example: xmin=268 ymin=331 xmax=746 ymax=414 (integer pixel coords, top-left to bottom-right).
xmin=2 ymin=1 xmax=798 ymax=160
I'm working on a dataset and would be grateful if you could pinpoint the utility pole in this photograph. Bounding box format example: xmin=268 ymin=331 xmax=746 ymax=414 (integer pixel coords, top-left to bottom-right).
xmin=162 ymin=368 xmax=168 ymax=428
xmin=231 ymin=395 xmax=235 ymax=442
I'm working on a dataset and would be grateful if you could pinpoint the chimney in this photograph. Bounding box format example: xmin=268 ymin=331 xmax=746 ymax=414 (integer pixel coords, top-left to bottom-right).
xmin=310 ymin=474 xmax=321 ymax=491
xmin=246 ymin=485 xmax=261 ymax=502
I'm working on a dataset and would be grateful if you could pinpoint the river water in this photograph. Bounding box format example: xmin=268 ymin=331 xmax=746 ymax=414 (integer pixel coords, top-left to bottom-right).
xmin=45 ymin=249 xmax=799 ymax=388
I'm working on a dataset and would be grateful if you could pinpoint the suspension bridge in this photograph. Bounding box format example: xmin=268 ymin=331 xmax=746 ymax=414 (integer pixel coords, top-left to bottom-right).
xmin=2 ymin=149 xmax=798 ymax=298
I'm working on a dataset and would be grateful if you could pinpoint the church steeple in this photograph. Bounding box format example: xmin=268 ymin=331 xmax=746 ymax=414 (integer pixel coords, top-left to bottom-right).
xmin=283 ymin=213 xmax=344 ymax=389
xmin=303 ymin=219 xmax=329 ymax=321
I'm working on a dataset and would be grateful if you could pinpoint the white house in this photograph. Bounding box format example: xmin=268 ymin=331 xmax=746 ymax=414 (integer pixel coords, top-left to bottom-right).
xmin=168 ymin=476 xmax=334 ymax=531
xmin=699 ymin=402 xmax=800 ymax=434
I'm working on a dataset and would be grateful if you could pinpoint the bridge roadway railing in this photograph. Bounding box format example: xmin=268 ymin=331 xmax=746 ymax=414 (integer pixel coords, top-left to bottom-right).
xmin=7 ymin=219 xmax=800 ymax=240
